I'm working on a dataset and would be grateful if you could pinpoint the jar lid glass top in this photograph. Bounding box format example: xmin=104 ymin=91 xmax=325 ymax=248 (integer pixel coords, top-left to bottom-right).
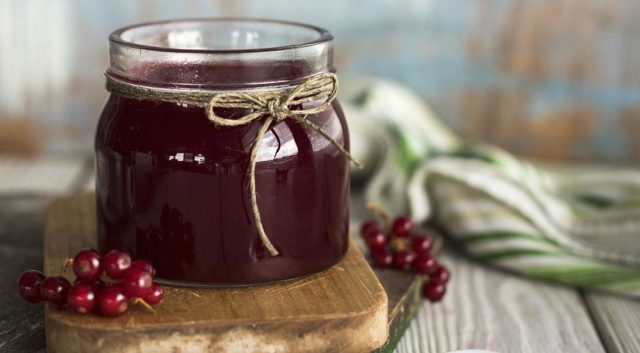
xmin=108 ymin=18 xmax=335 ymax=88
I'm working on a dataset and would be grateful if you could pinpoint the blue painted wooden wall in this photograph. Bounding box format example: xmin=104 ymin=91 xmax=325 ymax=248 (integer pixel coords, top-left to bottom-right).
xmin=1 ymin=0 xmax=639 ymax=163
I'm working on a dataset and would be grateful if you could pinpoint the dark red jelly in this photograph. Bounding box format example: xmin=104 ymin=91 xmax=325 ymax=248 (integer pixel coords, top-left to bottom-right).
xmin=96 ymin=19 xmax=350 ymax=286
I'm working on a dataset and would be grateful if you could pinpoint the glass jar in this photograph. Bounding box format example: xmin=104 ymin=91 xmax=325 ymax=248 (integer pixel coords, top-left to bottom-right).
xmin=95 ymin=19 xmax=351 ymax=286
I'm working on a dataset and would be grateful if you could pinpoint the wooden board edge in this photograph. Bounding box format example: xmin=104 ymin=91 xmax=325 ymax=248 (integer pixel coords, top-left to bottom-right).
xmin=374 ymin=275 xmax=424 ymax=353
xmin=46 ymin=294 xmax=388 ymax=353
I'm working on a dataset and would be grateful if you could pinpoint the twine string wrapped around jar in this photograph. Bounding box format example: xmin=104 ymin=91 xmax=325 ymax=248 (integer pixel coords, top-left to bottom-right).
xmin=106 ymin=72 xmax=360 ymax=256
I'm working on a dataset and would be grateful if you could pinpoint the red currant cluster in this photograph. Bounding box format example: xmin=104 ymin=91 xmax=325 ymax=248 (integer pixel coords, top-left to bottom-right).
xmin=361 ymin=214 xmax=450 ymax=302
xmin=18 ymin=249 xmax=164 ymax=317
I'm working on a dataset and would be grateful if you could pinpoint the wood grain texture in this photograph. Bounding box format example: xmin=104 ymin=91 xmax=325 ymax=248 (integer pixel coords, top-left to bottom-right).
xmin=393 ymin=252 xmax=607 ymax=353
xmin=43 ymin=193 xmax=388 ymax=353
xmin=0 ymin=245 xmax=45 ymax=353
xmin=457 ymin=0 xmax=640 ymax=163
xmin=0 ymin=200 xmax=62 ymax=353
xmin=374 ymin=269 xmax=425 ymax=353
xmin=584 ymin=293 xmax=640 ymax=353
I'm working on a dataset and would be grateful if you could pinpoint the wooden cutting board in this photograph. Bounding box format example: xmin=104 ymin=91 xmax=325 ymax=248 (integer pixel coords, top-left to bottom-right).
xmin=43 ymin=194 xmax=422 ymax=353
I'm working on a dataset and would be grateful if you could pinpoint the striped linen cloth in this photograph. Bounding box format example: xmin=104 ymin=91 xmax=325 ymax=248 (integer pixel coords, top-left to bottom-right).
xmin=342 ymin=78 xmax=640 ymax=298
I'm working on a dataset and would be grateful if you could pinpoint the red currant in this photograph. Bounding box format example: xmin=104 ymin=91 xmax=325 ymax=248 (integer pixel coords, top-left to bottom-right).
xmin=392 ymin=251 xmax=416 ymax=271
xmin=40 ymin=276 xmax=71 ymax=306
xmin=372 ymin=249 xmax=393 ymax=268
xmin=72 ymin=249 xmax=102 ymax=281
xmin=431 ymin=265 xmax=450 ymax=284
xmin=130 ymin=259 xmax=156 ymax=277
xmin=144 ymin=284 xmax=165 ymax=305
xmin=391 ymin=216 xmax=413 ymax=237
xmin=67 ymin=282 xmax=97 ymax=314
xmin=365 ymin=230 xmax=388 ymax=251
xmin=411 ymin=235 xmax=432 ymax=256
xmin=422 ymin=282 xmax=446 ymax=302
xmin=360 ymin=220 xmax=379 ymax=238
xmin=122 ymin=268 xmax=153 ymax=298
xmin=18 ymin=270 xmax=45 ymax=303
xmin=98 ymin=284 xmax=129 ymax=317
xmin=414 ymin=255 xmax=438 ymax=274
xmin=103 ymin=250 xmax=131 ymax=279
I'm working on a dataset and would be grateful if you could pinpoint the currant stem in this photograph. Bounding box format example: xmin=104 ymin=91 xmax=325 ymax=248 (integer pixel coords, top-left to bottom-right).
xmin=133 ymin=298 xmax=156 ymax=314
xmin=100 ymin=276 xmax=117 ymax=285
xmin=366 ymin=202 xmax=392 ymax=227
xmin=63 ymin=258 xmax=74 ymax=273
xmin=422 ymin=274 xmax=431 ymax=284
xmin=431 ymin=235 xmax=444 ymax=255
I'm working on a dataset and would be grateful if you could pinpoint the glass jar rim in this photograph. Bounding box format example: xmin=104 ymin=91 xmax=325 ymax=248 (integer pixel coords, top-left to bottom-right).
xmin=109 ymin=18 xmax=334 ymax=55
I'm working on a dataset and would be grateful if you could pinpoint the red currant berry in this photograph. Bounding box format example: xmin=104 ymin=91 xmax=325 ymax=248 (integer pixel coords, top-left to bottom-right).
xmin=72 ymin=249 xmax=102 ymax=281
xmin=365 ymin=230 xmax=388 ymax=251
xmin=103 ymin=250 xmax=131 ymax=279
xmin=130 ymin=259 xmax=156 ymax=277
xmin=431 ymin=265 xmax=450 ymax=284
xmin=392 ymin=251 xmax=416 ymax=271
xmin=67 ymin=282 xmax=97 ymax=314
xmin=18 ymin=270 xmax=45 ymax=303
xmin=411 ymin=235 xmax=433 ymax=256
xmin=391 ymin=216 xmax=413 ymax=237
xmin=98 ymin=284 xmax=129 ymax=317
xmin=422 ymin=282 xmax=446 ymax=302
xmin=122 ymin=268 xmax=154 ymax=298
xmin=414 ymin=256 xmax=438 ymax=274
xmin=360 ymin=220 xmax=379 ymax=238
xmin=40 ymin=276 xmax=71 ymax=306
xmin=372 ymin=249 xmax=393 ymax=268
xmin=144 ymin=284 xmax=165 ymax=305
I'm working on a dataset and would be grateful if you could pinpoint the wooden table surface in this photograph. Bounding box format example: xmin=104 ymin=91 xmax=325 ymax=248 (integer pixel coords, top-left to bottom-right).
xmin=1 ymin=156 xmax=639 ymax=353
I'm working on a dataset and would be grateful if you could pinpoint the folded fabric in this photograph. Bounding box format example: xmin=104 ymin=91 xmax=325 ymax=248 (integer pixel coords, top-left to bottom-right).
xmin=342 ymin=78 xmax=640 ymax=298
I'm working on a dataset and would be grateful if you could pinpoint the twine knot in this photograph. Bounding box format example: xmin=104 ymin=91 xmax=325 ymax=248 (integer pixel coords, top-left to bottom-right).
xmin=266 ymin=98 xmax=288 ymax=122
xmin=105 ymin=71 xmax=360 ymax=257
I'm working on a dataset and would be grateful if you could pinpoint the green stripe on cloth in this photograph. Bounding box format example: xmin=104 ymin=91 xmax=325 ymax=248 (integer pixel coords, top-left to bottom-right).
xmin=477 ymin=249 xmax=565 ymax=261
xmin=458 ymin=231 xmax=557 ymax=245
xmin=523 ymin=266 xmax=640 ymax=288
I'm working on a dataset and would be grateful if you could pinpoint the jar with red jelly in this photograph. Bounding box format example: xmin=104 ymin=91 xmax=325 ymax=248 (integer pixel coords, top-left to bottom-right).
xmin=95 ymin=19 xmax=352 ymax=286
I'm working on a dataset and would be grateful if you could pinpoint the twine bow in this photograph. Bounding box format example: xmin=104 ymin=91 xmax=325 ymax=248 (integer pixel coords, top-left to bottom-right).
xmin=105 ymin=72 xmax=360 ymax=256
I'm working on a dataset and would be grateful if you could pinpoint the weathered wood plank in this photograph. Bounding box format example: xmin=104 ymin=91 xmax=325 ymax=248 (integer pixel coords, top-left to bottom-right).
xmin=393 ymin=252 xmax=606 ymax=353
xmin=0 ymin=157 xmax=101 ymax=353
xmin=0 ymin=208 xmax=46 ymax=248
xmin=0 ymin=200 xmax=49 ymax=353
xmin=4 ymin=0 xmax=640 ymax=162
xmin=584 ymin=293 xmax=640 ymax=353
xmin=374 ymin=269 xmax=424 ymax=353
xmin=0 ymin=245 xmax=45 ymax=353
